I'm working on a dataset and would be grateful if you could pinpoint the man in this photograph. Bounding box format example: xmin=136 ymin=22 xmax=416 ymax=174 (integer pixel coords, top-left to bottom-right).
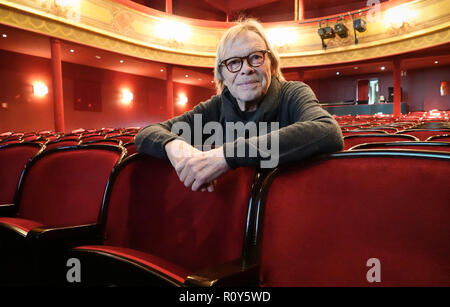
xmin=135 ymin=19 xmax=343 ymax=192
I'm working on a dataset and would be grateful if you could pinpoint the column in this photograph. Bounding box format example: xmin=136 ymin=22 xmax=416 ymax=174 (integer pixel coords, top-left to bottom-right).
xmin=393 ymin=57 xmax=401 ymax=117
xmin=50 ymin=38 xmax=65 ymax=133
xmin=166 ymin=0 xmax=172 ymax=14
xmin=166 ymin=65 xmax=174 ymax=119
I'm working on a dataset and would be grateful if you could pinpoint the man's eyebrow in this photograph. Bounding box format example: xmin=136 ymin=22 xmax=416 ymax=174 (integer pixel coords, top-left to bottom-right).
xmin=225 ymin=49 xmax=263 ymax=59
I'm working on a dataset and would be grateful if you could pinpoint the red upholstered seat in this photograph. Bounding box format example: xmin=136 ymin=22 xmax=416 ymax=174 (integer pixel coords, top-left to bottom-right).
xmin=343 ymin=134 xmax=418 ymax=150
xmin=342 ymin=130 xmax=388 ymax=136
xmin=71 ymin=153 xmax=257 ymax=286
xmin=123 ymin=142 xmax=136 ymax=155
xmin=0 ymin=145 xmax=125 ymax=284
xmin=426 ymin=134 xmax=450 ymax=142
xmin=79 ymin=135 xmax=106 ymax=144
xmin=106 ymin=134 xmax=135 ymax=144
xmin=350 ymin=141 xmax=450 ymax=152
xmin=44 ymin=139 xmax=79 ymax=151
xmin=0 ymin=143 xmax=44 ymax=208
xmin=259 ymin=151 xmax=450 ymax=286
xmin=396 ymin=129 xmax=450 ymax=141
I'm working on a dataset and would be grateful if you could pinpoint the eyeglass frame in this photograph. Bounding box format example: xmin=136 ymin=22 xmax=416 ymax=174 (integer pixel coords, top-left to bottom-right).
xmin=219 ymin=50 xmax=271 ymax=73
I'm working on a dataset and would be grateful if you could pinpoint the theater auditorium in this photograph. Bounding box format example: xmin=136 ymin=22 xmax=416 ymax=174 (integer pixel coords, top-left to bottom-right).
xmin=0 ymin=0 xmax=449 ymax=288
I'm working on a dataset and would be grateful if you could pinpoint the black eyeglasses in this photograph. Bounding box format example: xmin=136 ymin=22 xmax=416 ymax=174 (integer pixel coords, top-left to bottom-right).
xmin=220 ymin=50 xmax=270 ymax=73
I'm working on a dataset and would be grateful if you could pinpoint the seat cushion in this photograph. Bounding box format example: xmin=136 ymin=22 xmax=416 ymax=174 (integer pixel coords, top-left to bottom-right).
xmin=73 ymin=245 xmax=192 ymax=284
xmin=0 ymin=217 xmax=43 ymax=237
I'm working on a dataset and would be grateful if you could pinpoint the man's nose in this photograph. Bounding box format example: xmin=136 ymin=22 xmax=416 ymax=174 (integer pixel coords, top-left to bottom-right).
xmin=240 ymin=58 xmax=255 ymax=74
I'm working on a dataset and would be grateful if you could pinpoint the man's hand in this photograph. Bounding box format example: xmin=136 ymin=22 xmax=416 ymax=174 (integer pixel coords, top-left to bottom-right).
xmin=165 ymin=140 xmax=230 ymax=192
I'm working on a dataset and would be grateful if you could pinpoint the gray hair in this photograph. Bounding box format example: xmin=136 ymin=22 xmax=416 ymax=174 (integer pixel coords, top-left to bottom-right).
xmin=213 ymin=18 xmax=284 ymax=95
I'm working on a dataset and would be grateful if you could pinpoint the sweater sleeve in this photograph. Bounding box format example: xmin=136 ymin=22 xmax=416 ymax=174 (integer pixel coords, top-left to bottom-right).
xmin=134 ymin=97 xmax=219 ymax=159
xmin=222 ymin=82 xmax=344 ymax=169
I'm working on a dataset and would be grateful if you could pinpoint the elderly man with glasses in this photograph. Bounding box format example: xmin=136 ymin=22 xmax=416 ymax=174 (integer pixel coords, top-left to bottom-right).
xmin=135 ymin=19 xmax=343 ymax=192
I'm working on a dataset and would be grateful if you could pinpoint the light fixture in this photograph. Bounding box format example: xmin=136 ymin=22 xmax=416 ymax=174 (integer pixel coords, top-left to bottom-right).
xmin=33 ymin=82 xmax=48 ymax=97
xmin=154 ymin=20 xmax=191 ymax=43
xmin=267 ymin=27 xmax=298 ymax=47
xmin=381 ymin=66 xmax=386 ymax=71
xmin=352 ymin=15 xmax=366 ymax=44
xmin=69 ymin=49 xmax=75 ymax=53
xmin=336 ymin=72 xmax=340 ymax=75
xmin=434 ymin=61 xmax=439 ymax=64
xmin=178 ymin=93 xmax=188 ymax=106
xmin=354 ymin=67 xmax=359 ymax=70
xmin=121 ymin=89 xmax=133 ymax=105
xmin=185 ymin=74 xmax=189 ymax=78
xmin=318 ymin=20 xmax=335 ymax=49
xmin=334 ymin=18 xmax=348 ymax=38
xmin=160 ymin=69 xmax=164 ymax=72
xmin=95 ymin=55 xmax=101 ymax=59
xmin=2 ymin=34 xmax=7 ymax=38
xmin=119 ymin=60 xmax=124 ymax=63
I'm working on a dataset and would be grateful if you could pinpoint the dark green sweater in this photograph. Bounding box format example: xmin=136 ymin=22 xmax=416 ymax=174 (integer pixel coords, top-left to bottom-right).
xmin=135 ymin=78 xmax=343 ymax=169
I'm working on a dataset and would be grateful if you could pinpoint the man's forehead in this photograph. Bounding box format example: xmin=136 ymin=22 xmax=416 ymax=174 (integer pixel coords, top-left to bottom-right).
xmin=223 ymin=31 xmax=266 ymax=58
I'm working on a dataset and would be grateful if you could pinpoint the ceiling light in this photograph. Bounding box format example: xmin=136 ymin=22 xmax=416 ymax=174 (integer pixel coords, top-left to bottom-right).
xmin=95 ymin=55 xmax=101 ymax=59
xmin=69 ymin=49 xmax=75 ymax=53
xmin=336 ymin=72 xmax=340 ymax=75
xmin=119 ymin=60 xmax=124 ymax=63
xmin=185 ymin=74 xmax=189 ymax=78
xmin=160 ymin=69 xmax=164 ymax=72
xmin=381 ymin=66 xmax=386 ymax=70
xmin=2 ymin=34 xmax=7 ymax=38
xmin=354 ymin=67 xmax=359 ymax=70
xmin=434 ymin=61 xmax=439 ymax=64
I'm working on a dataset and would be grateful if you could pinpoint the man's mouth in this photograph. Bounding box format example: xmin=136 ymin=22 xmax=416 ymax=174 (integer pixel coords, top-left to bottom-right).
xmin=238 ymin=80 xmax=259 ymax=88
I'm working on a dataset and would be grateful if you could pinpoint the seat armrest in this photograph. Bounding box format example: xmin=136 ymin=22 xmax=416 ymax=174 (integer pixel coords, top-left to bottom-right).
xmin=185 ymin=258 xmax=259 ymax=287
xmin=26 ymin=223 xmax=103 ymax=247
xmin=0 ymin=203 xmax=16 ymax=217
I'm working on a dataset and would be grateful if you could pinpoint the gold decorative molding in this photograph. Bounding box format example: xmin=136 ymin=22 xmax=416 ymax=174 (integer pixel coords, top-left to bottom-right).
xmin=0 ymin=0 xmax=449 ymax=68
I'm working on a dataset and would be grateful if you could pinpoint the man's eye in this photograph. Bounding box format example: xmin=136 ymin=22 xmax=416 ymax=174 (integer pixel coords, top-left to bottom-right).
xmin=250 ymin=54 xmax=263 ymax=61
xmin=227 ymin=59 xmax=241 ymax=66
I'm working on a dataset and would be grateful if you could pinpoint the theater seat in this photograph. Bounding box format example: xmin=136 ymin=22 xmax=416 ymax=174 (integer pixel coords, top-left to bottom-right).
xmin=258 ymin=150 xmax=450 ymax=286
xmin=349 ymin=141 xmax=450 ymax=152
xmin=0 ymin=145 xmax=125 ymax=285
xmin=0 ymin=143 xmax=44 ymax=216
xmin=70 ymin=153 xmax=259 ymax=286
xmin=396 ymin=129 xmax=450 ymax=141
xmin=343 ymin=134 xmax=418 ymax=150
xmin=426 ymin=134 xmax=450 ymax=142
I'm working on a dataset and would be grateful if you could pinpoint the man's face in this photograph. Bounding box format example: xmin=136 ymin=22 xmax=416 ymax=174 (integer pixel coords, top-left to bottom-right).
xmin=221 ymin=31 xmax=272 ymax=108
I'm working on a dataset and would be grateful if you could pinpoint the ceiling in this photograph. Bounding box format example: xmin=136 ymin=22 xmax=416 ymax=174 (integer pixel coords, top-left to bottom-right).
xmin=0 ymin=23 xmax=448 ymax=84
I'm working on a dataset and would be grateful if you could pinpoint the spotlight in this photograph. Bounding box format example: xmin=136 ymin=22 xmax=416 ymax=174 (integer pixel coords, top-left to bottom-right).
xmin=318 ymin=26 xmax=335 ymax=39
xmin=318 ymin=22 xmax=335 ymax=49
xmin=353 ymin=18 xmax=367 ymax=32
xmin=334 ymin=22 xmax=348 ymax=38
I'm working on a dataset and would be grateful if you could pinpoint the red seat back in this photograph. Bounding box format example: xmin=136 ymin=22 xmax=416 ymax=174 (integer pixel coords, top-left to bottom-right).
xmin=259 ymin=151 xmax=450 ymax=286
xmin=45 ymin=139 xmax=79 ymax=151
xmin=351 ymin=141 xmax=450 ymax=152
xmin=0 ymin=143 xmax=44 ymax=204
xmin=426 ymin=134 xmax=450 ymax=142
xmin=16 ymin=145 xmax=125 ymax=227
xmin=397 ymin=129 xmax=450 ymax=141
xmin=344 ymin=134 xmax=418 ymax=150
xmin=102 ymin=154 xmax=256 ymax=272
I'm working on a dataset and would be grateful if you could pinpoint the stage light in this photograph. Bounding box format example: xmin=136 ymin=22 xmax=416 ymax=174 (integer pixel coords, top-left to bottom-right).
xmin=121 ymin=89 xmax=133 ymax=105
xmin=318 ymin=26 xmax=335 ymax=39
xmin=334 ymin=22 xmax=348 ymax=38
xmin=353 ymin=18 xmax=367 ymax=32
xmin=318 ymin=22 xmax=335 ymax=49
xmin=33 ymin=82 xmax=48 ymax=97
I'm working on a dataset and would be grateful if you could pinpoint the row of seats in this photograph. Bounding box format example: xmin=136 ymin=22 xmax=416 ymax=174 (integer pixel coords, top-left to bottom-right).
xmin=0 ymin=141 xmax=449 ymax=286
